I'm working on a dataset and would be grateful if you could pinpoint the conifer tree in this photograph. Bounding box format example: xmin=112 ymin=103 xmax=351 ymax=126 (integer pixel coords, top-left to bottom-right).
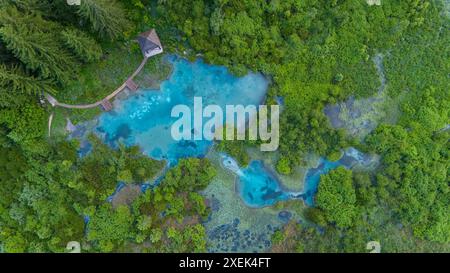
xmin=0 ymin=64 xmax=55 ymax=99
xmin=0 ymin=23 xmax=75 ymax=84
xmin=77 ymin=0 xmax=131 ymax=41
xmin=61 ymin=28 xmax=103 ymax=63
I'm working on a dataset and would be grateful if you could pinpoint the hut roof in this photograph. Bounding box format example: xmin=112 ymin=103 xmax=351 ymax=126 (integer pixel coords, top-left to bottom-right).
xmin=137 ymin=29 xmax=163 ymax=56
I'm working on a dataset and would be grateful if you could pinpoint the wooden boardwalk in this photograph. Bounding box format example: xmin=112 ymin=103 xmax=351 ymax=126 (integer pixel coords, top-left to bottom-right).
xmin=45 ymin=56 xmax=149 ymax=111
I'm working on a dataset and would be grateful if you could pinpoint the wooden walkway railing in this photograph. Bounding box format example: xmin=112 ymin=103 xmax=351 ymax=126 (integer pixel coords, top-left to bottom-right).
xmin=45 ymin=56 xmax=149 ymax=111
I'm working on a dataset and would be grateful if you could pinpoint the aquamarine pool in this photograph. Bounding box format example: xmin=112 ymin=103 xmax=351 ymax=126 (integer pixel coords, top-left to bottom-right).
xmin=92 ymin=56 xmax=371 ymax=209
xmin=221 ymin=148 xmax=371 ymax=208
xmin=239 ymin=161 xmax=290 ymax=208
xmin=96 ymin=56 xmax=268 ymax=164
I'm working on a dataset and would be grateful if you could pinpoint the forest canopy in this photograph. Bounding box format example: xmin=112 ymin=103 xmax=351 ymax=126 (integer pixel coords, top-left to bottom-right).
xmin=0 ymin=0 xmax=448 ymax=253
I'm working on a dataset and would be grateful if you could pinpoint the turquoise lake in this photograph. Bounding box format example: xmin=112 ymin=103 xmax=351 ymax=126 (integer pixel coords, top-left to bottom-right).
xmin=93 ymin=56 xmax=370 ymax=209
xmin=238 ymin=161 xmax=289 ymax=207
xmin=95 ymin=56 xmax=268 ymax=165
xmin=220 ymin=154 xmax=290 ymax=208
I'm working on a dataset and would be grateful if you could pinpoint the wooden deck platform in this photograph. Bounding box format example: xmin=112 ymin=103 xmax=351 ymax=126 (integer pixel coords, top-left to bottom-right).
xmin=126 ymin=79 xmax=139 ymax=92
xmin=100 ymin=99 xmax=113 ymax=111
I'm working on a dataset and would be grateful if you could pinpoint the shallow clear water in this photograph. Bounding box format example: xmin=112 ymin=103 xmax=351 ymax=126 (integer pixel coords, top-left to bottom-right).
xmin=221 ymin=148 xmax=369 ymax=208
xmin=236 ymin=158 xmax=350 ymax=208
xmin=96 ymin=56 xmax=268 ymax=164
xmin=238 ymin=161 xmax=289 ymax=208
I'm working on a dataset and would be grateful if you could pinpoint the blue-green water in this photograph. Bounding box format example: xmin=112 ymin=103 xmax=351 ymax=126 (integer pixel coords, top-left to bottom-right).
xmin=96 ymin=56 xmax=268 ymax=164
xmin=221 ymin=148 xmax=370 ymax=208
xmin=93 ymin=56 xmax=370 ymax=209
xmin=238 ymin=161 xmax=290 ymax=208
xmin=220 ymin=154 xmax=291 ymax=208
xmin=236 ymin=158 xmax=352 ymax=208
